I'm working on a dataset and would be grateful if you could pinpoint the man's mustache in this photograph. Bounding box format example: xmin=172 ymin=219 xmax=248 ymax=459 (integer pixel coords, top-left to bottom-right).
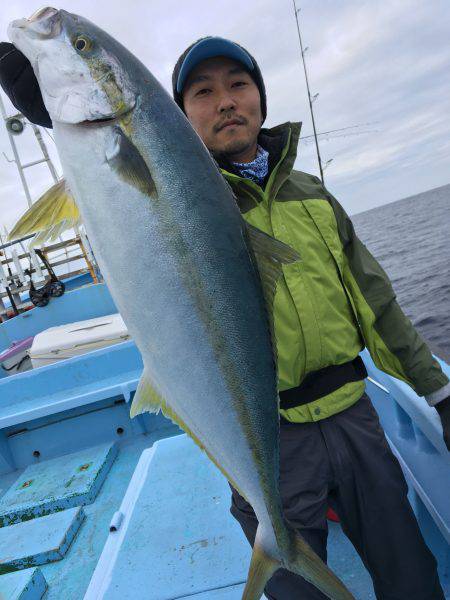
xmin=215 ymin=115 xmax=247 ymax=132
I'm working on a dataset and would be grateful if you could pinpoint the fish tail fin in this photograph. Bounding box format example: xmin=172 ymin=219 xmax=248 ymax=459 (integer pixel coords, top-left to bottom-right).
xmin=241 ymin=526 xmax=279 ymax=600
xmin=241 ymin=524 xmax=355 ymax=600
xmin=283 ymin=528 xmax=355 ymax=600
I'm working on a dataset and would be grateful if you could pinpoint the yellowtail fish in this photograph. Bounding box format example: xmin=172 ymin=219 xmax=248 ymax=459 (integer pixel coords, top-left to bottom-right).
xmin=9 ymin=9 xmax=354 ymax=599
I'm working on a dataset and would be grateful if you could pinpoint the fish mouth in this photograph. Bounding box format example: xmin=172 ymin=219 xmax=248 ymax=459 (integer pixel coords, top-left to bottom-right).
xmin=78 ymin=94 xmax=139 ymax=127
xmin=9 ymin=7 xmax=61 ymax=40
xmin=78 ymin=114 xmax=121 ymax=128
xmin=28 ymin=7 xmax=59 ymax=23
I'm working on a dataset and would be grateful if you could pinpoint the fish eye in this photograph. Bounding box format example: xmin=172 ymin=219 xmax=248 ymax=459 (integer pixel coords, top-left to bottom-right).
xmin=74 ymin=35 xmax=91 ymax=52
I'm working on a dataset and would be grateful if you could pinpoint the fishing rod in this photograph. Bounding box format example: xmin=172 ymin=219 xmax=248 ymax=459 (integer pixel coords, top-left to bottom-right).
xmin=0 ymin=233 xmax=19 ymax=317
xmin=299 ymin=122 xmax=378 ymax=144
xmin=292 ymin=1 xmax=325 ymax=183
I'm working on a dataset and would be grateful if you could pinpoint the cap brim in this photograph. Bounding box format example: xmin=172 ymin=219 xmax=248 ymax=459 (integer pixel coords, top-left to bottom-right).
xmin=176 ymin=37 xmax=254 ymax=94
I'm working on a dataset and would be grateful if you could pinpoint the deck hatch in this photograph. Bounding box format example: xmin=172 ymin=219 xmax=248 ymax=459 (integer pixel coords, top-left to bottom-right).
xmin=0 ymin=568 xmax=47 ymax=600
xmin=0 ymin=507 xmax=85 ymax=575
xmin=0 ymin=567 xmax=47 ymax=599
xmin=0 ymin=442 xmax=117 ymax=527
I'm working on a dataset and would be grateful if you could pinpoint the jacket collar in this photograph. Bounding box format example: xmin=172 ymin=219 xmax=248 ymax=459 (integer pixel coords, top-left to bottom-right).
xmin=217 ymin=121 xmax=302 ymax=198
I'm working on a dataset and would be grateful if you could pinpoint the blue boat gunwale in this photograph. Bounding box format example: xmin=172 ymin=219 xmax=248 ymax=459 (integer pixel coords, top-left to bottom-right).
xmin=0 ymin=340 xmax=141 ymax=429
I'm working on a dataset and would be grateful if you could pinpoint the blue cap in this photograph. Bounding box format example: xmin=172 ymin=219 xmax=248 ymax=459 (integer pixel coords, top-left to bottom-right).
xmin=176 ymin=37 xmax=255 ymax=94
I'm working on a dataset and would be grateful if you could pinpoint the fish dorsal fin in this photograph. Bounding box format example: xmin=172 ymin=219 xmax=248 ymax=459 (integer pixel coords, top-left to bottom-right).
xmin=245 ymin=222 xmax=300 ymax=339
xmin=246 ymin=223 xmax=300 ymax=265
xmin=130 ymin=369 xmax=248 ymax=500
xmin=106 ymin=127 xmax=157 ymax=197
xmin=8 ymin=178 xmax=80 ymax=244
xmin=244 ymin=223 xmax=300 ymax=372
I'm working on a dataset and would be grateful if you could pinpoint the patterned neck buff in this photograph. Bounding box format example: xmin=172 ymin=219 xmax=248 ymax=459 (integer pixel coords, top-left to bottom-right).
xmin=232 ymin=144 xmax=269 ymax=185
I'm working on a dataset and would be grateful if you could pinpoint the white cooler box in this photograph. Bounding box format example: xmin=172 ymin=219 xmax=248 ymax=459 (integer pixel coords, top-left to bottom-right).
xmin=29 ymin=313 xmax=130 ymax=368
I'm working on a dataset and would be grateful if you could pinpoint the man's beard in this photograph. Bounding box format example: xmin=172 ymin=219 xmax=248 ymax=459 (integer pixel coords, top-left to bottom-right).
xmin=212 ymin=138 xmax=253 ymax=162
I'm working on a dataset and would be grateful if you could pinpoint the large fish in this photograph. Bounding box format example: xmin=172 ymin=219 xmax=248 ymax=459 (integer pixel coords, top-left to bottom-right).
xmin=8 ymin=9 xmax=354 ymax=600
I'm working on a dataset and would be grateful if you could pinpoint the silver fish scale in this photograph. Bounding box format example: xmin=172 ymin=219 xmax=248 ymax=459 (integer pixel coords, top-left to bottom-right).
xmin=53 ymin=113 xmax=281 ymax=524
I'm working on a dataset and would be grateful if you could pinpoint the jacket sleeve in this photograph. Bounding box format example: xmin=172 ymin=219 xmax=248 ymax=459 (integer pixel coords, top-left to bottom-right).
xmin=0 ymin=42 xmax=52 ymax=128
xmin=322 ymin=184 xmax=449 ymax=402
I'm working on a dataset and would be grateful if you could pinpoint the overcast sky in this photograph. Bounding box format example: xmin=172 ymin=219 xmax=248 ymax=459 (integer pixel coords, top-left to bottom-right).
xmin=1 ymin=0 xmax=449 ymax=234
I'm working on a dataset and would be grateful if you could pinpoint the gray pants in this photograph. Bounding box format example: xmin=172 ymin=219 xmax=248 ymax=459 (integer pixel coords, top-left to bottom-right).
xmin=230 ymin=392 xmax=445 ymax=599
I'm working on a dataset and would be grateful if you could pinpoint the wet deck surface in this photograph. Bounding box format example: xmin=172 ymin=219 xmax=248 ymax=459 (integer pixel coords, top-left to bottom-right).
xmin=0 ymin=428 xmax=177 ymax=599
xmin=1 ymin=430 xmax=375 ymax=599
xmin=86 ymin=434 xmax=375 ymax=600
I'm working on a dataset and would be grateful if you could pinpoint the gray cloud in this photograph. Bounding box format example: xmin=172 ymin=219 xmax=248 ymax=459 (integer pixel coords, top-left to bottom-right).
xmin=1 ymin=0 xmax=449 ymax=229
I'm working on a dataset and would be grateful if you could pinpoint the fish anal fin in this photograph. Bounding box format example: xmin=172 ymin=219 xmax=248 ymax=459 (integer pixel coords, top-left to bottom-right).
xmin=130 ymin=372 xmax=247 ymax=500
xmin=106 ymin=127 xmax=157 ymax=198
xmin=129 ymin=369 xmax=163 ymax=417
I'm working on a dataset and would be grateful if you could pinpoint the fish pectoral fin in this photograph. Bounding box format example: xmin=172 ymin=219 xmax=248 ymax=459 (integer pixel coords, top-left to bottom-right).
xmin=129 ymin=369 xmax=163 ymax=417
xmin=106 ymin=127 xmax=157 ymax=198
xmin=8 ymin=178 xmax=80 ymax=244
xmin=246 ymin=223 xmax=300 ymax=265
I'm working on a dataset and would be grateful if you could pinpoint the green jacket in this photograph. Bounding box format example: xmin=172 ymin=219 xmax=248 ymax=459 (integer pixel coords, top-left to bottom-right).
xmin=219 ymin=121 xmax=450 ymax=423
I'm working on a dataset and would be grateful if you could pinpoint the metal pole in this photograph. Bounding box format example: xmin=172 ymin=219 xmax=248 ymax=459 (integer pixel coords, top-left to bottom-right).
xmin=30 ymin=121 xmax=70 ymax=271
xmin=292 ymin=1 xmax=325 ymax=183
xmin=30 ymin=123 xmax=59 ymax=183
xmin=0 ymin=93 xmax=33 ymax=207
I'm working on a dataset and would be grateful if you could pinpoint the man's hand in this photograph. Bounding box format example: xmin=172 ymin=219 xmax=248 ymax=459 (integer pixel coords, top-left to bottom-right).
xmin=0 ymin=42 xmax=52 ymax=128
xmin=435 ymin=396 xmax=450 ymax=451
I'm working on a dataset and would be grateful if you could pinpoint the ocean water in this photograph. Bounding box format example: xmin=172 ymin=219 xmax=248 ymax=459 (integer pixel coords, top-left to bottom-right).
xmin=351 ymin=184 xmax=450 ymax=358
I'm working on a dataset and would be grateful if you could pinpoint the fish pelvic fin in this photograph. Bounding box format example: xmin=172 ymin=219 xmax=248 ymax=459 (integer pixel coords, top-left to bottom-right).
xmin=8 ymin=179 xmax=80 ymax=245
xmin=242 ymin=524 xmax=355 ymax=600
xmin=129 ymin=370 xmax=248 ymax=501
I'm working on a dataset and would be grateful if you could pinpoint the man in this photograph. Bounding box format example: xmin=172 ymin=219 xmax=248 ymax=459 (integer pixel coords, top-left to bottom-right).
xmin=1 ymin=37 xmax=449 ymax=599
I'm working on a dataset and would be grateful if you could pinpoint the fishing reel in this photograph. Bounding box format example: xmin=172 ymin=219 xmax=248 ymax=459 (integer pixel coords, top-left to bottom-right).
xmin=27 ymin=276 xmax=65 ymax=307
xmin=28 ymin=282 xmax=49 ymax=307
xmin=25 ymin=249 xmax=65 ymax=308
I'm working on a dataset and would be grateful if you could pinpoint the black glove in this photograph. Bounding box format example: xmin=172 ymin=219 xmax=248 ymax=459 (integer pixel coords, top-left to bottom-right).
xmin=435 ymin=395 xmax=450 ymax=451
xmin=0 ymin=41 xmax=52 ymax=128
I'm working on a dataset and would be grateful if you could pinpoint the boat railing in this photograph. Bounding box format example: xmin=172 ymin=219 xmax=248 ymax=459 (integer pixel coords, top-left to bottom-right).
xmin=0 ymin=235 xmax=98 ymax=320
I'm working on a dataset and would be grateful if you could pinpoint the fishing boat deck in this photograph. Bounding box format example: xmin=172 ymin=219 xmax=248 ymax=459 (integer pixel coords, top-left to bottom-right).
xmin=0 ymin=430 xmax=375 ymax=600
xmin=0 ymin=428 xmax=178 ymax=599
xmin=84 ymin=433 xmax=375 ymax=600
xmin=0 ymin=282 xmax=448 ymax=599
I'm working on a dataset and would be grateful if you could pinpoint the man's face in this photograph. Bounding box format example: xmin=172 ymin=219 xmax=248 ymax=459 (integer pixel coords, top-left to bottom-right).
xmin=182 ymin=56 xmax=262 ymax=160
